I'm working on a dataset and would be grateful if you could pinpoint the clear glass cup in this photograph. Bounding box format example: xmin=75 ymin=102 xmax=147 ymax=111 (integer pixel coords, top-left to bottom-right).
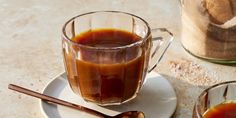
xmin=62 ymin=11 xmax=173 ymax=106
xmin=193 ymin=81 xmax=236 ymax=118
xmin=179 ymin=0 xmax=236 ymax=63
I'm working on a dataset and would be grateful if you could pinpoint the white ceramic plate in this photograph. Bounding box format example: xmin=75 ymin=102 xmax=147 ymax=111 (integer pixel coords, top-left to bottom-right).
xmin=40 ymin=71 xmax=177 ymax=118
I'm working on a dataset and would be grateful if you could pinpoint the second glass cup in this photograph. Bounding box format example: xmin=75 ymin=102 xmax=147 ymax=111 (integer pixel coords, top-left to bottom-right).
xmin=62 ymin=11 xmax=173 ymax=106
xmin=193 ymin=81 xmax=236 ymax=118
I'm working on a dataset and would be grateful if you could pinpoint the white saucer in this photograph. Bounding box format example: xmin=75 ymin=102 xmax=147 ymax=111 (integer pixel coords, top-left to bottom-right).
xmin=40 ymin=71 xmax=177 ymax=118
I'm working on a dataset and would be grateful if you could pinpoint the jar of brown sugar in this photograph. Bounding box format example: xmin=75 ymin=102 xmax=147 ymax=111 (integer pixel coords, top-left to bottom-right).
xmin=180 ymin=0 xmax=236 ymax=63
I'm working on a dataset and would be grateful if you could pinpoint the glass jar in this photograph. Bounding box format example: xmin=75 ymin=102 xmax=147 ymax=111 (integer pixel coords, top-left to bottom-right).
xmin=180 ymin=0 xmax=236 ymax=63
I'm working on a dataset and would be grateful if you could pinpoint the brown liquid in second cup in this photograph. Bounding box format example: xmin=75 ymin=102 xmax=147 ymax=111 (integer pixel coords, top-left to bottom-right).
xmin=63 ymin=29 xmax=149 ymax=104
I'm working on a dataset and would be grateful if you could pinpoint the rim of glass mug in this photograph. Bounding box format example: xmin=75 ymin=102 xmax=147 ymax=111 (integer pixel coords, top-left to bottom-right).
xmin=62 ymin=11 xmax=151 ymax=50
xmin=194 ymin=81 xmax=236 ymax=118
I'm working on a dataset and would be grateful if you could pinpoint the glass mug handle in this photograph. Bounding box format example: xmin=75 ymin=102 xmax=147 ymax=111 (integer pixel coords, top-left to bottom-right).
xmin=148 ymin=28 xmax=174 ymax=72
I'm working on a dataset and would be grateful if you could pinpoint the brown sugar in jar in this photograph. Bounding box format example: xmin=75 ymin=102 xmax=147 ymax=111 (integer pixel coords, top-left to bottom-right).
xmin=181 ymin=0 xmax=236 ymax=63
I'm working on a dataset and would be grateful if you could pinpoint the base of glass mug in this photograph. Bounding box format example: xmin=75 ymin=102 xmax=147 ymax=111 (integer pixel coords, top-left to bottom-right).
xmin=182 ymin=45 xmax=236 ymax=64
xmin=82 ymin=93 xmax=138 ymax=106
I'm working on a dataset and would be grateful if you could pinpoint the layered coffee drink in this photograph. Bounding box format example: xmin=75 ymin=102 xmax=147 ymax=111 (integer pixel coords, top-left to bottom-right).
xmin=181 ymin=0 xmax=236 ymax=61
xmin=62 ymin=28 xmax=151 ymax=105
xmin=203 ymin=102 xmax=236 ymax=118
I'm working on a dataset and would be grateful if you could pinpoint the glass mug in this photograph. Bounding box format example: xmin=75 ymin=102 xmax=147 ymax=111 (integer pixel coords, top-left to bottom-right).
xmin=62 ymin=11 xmax=173 ymax=106
xmin=193 ymin=81 xmax=236 ymax=118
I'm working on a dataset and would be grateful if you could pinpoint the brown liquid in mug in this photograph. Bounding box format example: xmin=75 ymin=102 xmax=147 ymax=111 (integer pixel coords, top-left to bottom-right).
xmin=64 ymin=29 xmax=149 ymax=104
xmin=203 ymin=102 xmax=236 ymax=118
